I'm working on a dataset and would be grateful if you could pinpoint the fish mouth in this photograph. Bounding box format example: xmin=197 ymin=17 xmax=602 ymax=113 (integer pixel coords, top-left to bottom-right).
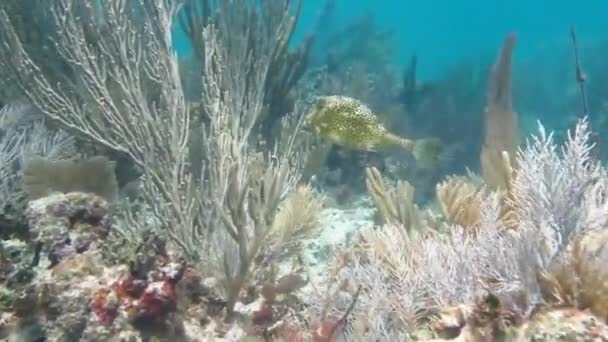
xmin=302 ymin=111 xmax=315 ymax=126
xmin=300 ymin=114 xmax=320 ymax=135
xmin=300 ymin=121 xmax=318 ymax=134
xmin=300 ymin=125 xmax=314 ymax=133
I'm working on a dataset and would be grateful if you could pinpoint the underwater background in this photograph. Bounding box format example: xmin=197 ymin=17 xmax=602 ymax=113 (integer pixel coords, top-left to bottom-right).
xmin=176 ymin=0 xmax=608 ymax=79
xmin=174 ymin=0 xmax=608 ymax=80
xmin=2 ymin=0 xmax=608 ymax=341
xmin=297 ymin=0 xmax=608 ymax=77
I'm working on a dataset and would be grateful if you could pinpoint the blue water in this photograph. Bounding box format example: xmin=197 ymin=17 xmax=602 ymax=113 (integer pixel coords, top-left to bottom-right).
xmin=245 ymin=0 xmax=608 ymax=181
xmin=174 ymin=1 xmax=608 ymax=80
xmin=294 ymin=0 xmax=608 ymax=80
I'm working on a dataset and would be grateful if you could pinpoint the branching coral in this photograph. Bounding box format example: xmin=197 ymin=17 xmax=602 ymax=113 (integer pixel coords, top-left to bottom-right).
xmin=511 ymin=118 xmax=603 ymax=259
xmin=268 ymin=185 xmax=325 ymax=255
xmin=190 ymin=19 xmax=315 ymax=316
xmin=432 ymin=33 xmax=520 ymax=233
xmin=0 ymin=0 xmax=316 ymax=320
xmin=178 ymin=0 xmax=314 ymax=140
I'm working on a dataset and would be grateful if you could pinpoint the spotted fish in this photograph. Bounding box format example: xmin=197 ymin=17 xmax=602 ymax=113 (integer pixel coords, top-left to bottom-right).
xmin=306 ymin=95 xmax=442 ymax=166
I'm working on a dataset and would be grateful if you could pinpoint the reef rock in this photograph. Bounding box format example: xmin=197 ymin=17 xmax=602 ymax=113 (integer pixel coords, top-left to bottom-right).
xmin=25 ymin=192 xmax=112 ymax=266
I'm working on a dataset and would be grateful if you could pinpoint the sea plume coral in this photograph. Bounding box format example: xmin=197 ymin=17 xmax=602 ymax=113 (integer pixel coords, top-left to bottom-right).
xmin=511 ymin=117 xmax=603 ymax=261
xmin=364 ymin=166 xmax=423 ymax=230
xmin=435 ymin=175 xmax=487 ymax=230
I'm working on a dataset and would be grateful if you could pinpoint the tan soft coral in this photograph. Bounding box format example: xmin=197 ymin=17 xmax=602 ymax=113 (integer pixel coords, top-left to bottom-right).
xmin=365 ymin=166 xmax=424 ymax=230
xmin=537 ymin=229 xmax=608 ymax=320
xmin=435 ymin=161 xmax=516 ymax=233
xmin=436 ymin=176 xmax=487 ymax=230
xmin=433 ymin=33 xmax=520 ymax=234
xmin=481 ymin=33 xmax=519 ymax=191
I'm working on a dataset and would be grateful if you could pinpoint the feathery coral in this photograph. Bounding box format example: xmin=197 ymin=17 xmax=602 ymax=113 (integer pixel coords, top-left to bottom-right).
xmin=436 ymin=175 xmax=487 ymax=230
xmin=269 ymin=184 xmax=325 ymax=255
xmin=364 ymin=166 xmax=424 ymax=231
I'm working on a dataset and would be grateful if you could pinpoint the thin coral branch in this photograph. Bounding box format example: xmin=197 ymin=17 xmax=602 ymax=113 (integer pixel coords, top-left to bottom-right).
xmin=325 ymin=285 xmax=362 ymax=340
xmin=197 ymin=12 xmax=307 ymax=317
xmin=570 ymin=26 xmax=589 ymax=116
xmin=178 ymin=0 xmax=313 ymax=141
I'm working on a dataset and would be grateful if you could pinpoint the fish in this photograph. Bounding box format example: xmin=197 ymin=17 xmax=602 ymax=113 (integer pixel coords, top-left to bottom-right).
xmin=305 ymin=95 xmax=442 ymax=167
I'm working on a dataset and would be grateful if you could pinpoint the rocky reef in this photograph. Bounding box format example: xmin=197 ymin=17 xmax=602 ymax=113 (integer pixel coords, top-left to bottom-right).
xmin=1 ymin=193 xmax=191 ymax=340
xmin=0 ymin=190 xmax=358 ymax=341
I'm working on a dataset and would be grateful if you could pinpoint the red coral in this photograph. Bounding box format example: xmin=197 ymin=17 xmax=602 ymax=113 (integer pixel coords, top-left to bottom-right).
xmin=133 ymin=280 xmax=177 ymax=319
xmin=91 ymin=262 xmax=184 ymax=326
xmin=112 ymin=275 xmax=146 ymax=299
xmin=91 ymin=288 xmax=119 ymax=325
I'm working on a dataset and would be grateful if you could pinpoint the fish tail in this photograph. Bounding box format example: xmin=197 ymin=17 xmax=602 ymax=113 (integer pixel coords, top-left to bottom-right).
xmin=412 ymin=138 xmax=443 ymax=168
xmin=383 ymin=134 xmax=442 ymax=168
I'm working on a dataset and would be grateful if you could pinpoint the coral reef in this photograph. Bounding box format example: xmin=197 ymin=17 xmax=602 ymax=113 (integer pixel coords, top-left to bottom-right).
xmin=298 ymin=27 xmax=608 ymax=338
xmin=1 ymin=0 xmax=608 ymax=341
xmin=305 ymin=118 xmax=608 ymax=341
xmin=26 ymin=192 xmax=112 ymax=266
xmin=1 ymin=184 xmax=366 ymax=341
xmin=1 ymin=192 xmax=236 ymax=340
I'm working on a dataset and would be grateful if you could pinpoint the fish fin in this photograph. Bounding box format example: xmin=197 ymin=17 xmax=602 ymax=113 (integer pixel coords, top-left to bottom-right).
xmin=328 ymin=130 xmax=342 ymax=142
xmin=412 ymin=138 xmax=443 ymax=169
xmin=363 ymin=142 xmax=377 ymax=152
